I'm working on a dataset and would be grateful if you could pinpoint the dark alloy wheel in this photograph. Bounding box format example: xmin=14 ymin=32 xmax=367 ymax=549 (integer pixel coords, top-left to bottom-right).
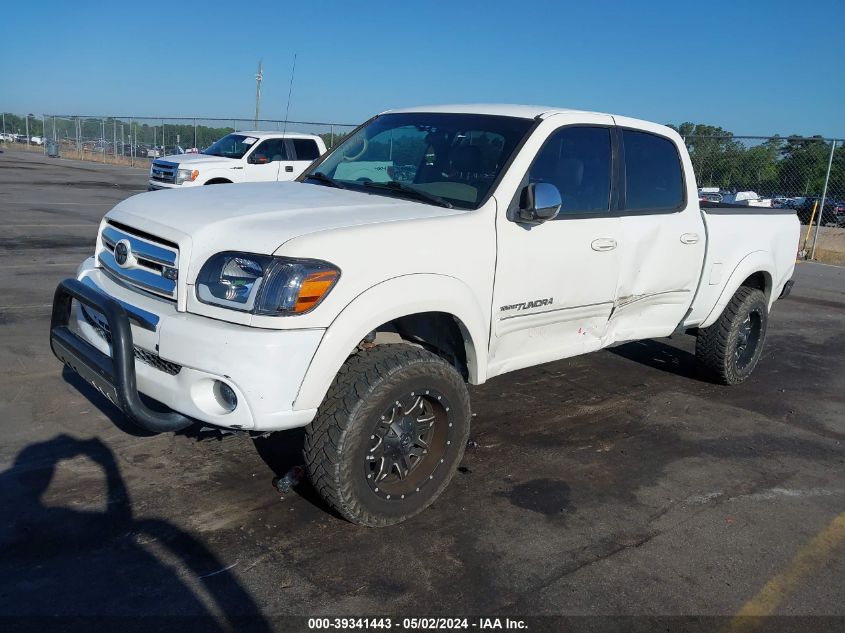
xmin=304 ymin=344 xmax=472 ymax=527
xmin=696 ymin=286 xmax=769 ymax=385
xmin=735 ymin=310 xmax=762 ymax=370
xmin=365 ymin=390 xmax=451 ymax=501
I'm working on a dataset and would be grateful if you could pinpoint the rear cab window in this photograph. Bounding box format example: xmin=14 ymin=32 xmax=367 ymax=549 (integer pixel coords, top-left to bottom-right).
xmin=292 ymin=139 xmax=320 ymax=161
xmin=621 ymin=129 xmax=685 ymax=212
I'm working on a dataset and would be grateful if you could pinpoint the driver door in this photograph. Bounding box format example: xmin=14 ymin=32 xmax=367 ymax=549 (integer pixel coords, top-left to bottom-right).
xmin=245 ymin=139 xmax=284 ymax=181
xmin=488 ymin=116 xmax=621 ymax=377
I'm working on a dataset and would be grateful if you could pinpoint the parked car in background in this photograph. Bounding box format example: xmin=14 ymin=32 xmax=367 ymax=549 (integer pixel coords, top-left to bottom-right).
xmin=721 ymin=191 xmax=772 ymax=207
xmin=147 ymin=131 xmax=326 ymax=190
xmin=699 ymin=191 xmax=723 ymax=204
xmin=794 ymin=197 xmax=845 ymax=226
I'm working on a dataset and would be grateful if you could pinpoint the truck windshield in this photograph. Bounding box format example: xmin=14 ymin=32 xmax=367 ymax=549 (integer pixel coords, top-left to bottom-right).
xmin=203 ymin=134 xmax=259 ymax=159
xmin=302 ymin=113 xmax=534 ymax=209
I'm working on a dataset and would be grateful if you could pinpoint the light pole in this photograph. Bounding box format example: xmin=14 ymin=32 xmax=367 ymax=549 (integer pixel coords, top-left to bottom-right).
xmin=254 ymin=60 xmax=263 ymax=128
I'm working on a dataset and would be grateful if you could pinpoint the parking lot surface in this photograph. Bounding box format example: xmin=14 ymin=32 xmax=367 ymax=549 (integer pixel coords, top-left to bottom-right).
xmin=1 ymin=151 xmax=844 ymax=628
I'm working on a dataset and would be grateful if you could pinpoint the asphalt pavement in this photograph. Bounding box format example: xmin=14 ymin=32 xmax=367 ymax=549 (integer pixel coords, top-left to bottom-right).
xmin=1 ymin=149 xmax=843 ymax=631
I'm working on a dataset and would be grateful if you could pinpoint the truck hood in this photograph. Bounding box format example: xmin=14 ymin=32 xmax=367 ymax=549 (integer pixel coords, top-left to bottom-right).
xmin=155 ymin=153 xmax=233 ymax=167
xmin=106 ymin=181 xmax=464 ymax=270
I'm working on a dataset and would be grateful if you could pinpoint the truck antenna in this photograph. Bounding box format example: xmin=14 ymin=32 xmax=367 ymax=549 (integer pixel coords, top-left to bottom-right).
xmin=254 ymin=60 xmax=263 ymax=128
xmin=282 ymin=53 xmax=297 ymax=137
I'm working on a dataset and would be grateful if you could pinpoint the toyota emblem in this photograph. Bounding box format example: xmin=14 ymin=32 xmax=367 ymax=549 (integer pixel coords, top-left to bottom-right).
xmin=114 ymin=240 xmax=131 ymax=267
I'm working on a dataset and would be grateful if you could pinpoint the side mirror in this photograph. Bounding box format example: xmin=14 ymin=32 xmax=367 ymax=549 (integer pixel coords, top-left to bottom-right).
xmin=518 ymin=182 xmax=562 ymax=224
xmin=250 ymin=154 xmax=268 ymax=164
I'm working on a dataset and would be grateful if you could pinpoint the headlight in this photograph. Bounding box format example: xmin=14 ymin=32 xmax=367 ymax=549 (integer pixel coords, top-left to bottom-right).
xmin=176 ymin=168 xmax=199 ymax=184
xmin=196 ymin=252 xmax=340 ymax=316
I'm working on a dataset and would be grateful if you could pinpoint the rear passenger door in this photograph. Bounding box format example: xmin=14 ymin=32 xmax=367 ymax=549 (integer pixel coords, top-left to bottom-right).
xmin=607 ymin=123 xmax=706 ymax=341
xmin=282 ymin=138 xmax=322 ymax=181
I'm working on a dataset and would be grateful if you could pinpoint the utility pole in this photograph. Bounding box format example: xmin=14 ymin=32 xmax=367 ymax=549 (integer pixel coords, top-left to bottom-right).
xmin=254 ymin=60 xmax=263 ymax=128
xmin=810 ymin=140 xmax=837 ymax=261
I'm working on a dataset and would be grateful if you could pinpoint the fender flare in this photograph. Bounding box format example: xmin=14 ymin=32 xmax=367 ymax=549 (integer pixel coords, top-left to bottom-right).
xmin=199 ymin=174 xmax=234 ymax=185
xmin=293 ymin=274 xmax=489 ymax=411
xmin=699 ymin=250 xmax=775 ymax=329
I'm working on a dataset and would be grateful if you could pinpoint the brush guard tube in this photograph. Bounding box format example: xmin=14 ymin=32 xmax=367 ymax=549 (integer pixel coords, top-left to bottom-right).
xmin=49 ymin=278 xmax=193 ymax=433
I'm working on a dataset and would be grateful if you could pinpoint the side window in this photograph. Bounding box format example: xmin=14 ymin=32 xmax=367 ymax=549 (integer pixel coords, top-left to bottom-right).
xmin=527 ymin=127 xmax=611 ymax=215
xmin=292 ymin=139 xmax=320 ymax=161
xmin=622 ymin=130 xmax=684 ymax=211
xmin=252 ymin=139 xmax=286 ymax=162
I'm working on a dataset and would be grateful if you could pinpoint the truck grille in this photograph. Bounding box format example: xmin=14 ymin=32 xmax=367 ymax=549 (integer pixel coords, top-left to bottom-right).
xmin=98 ymin=221 xmax=179 ymax=301
xmin=81 ymin=306 xmax=182 ymax=375
xmin=150 ymin=160 xmax=177 ymax=183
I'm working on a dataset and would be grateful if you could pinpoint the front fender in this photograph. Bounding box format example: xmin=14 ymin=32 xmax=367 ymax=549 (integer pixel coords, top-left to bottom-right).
xmin=197 ymin=167 xmax=238 ymax=185
xmin=293 ymin=274 xmax=489 ymax=411
xmin=699 ymin=250 xmax=776 ymax=329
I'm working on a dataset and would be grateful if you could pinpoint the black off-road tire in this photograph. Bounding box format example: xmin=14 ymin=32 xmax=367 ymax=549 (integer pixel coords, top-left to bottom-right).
xmin=303 ymin=344 xmax=472 ymax=527
xmin=695 ymin=286 xmax=769 ymax=385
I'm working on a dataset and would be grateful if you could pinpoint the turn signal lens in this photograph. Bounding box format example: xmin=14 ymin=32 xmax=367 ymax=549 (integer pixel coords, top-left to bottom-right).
xmin=295 ymin=270 xmax=340 ymax=313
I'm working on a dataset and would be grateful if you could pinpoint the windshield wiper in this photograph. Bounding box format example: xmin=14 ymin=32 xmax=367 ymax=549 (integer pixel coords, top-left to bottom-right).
xmin=361 ymin=181 xmax=453 ymax=208
xmin=304 ymin=171 xmax=346 ymax=189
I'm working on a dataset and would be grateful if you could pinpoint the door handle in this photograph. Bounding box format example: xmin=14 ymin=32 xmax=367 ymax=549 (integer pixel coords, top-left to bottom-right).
xmin=285 ymin=165 xmax=294 ymax=172
xmin=591 ymin=238 xmax=617 ymax=252
xmin=680 ymin=233 xmax=699 ymax=244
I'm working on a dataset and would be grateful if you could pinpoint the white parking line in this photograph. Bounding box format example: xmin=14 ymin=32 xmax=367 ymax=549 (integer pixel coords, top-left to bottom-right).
xmin=5 ymin=224 xmax=95 ymax=228
xmin=0 ymin=262 xmax=79 ymax=269
xmin=0 ymin=304 xmax=52 ymax=310
xmin=0 ymin=201 xmax=104 ymax=206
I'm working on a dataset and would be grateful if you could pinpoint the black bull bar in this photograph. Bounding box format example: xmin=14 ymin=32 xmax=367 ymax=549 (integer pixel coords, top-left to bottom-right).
xmin=50 ymin=278 xmax=193 ymax=433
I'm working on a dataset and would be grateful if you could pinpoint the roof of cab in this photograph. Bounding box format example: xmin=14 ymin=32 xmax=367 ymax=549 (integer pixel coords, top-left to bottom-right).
xmin=380 ymin=104 xmax=682 ymax=142
xmin=236 ymin=130 xmax=322 ymax=140
xmin=382 ymin=104 xmax=604 ymax=119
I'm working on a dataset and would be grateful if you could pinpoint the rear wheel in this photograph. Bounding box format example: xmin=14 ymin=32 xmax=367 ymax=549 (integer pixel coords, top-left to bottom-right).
xmin=695 ymin=286 xmax=768 ymax=385
xmin=303 ymin=344 xmax=471 ymax=527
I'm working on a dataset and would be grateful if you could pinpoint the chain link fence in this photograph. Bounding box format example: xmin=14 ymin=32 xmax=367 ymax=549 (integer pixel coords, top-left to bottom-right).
xmin=684 ymin=134 xmax=844 ymax=259
xmin=1 ymin=112 xmax=842 ymax=259
xmin=0 ymin=113 xmax=357 ymax=167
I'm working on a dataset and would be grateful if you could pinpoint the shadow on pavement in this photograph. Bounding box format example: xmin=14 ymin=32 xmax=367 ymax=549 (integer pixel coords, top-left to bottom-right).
xmin=0 ymin=434 xmax=272 ymax=630
xmin=608 ymin=338 xmax=716 ymax=383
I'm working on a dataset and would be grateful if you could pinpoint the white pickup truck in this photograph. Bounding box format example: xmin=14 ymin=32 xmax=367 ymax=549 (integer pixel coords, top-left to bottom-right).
xmin=51 ymin=104 xmax=799 ymax=527
xmin=147 ymin=131 xmax=326 ymax=190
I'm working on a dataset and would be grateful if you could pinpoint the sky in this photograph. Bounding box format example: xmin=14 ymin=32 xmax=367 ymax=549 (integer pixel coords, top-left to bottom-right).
xmin=1 ymin=0 xmax=843 ymax=137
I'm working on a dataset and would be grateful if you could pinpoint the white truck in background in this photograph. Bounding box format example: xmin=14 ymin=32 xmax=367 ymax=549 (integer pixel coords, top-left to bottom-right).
xmin=51 ymin=104 xmax=799 ymax=527
xmin=148 ymin=131 xmax=326 ymax=190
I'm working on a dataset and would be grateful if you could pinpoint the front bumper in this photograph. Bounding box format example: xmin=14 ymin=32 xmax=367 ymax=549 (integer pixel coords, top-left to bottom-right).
xmin=51 ymin=279 xmax=194 ymax=433
xmin=148 ymin=181 xmax=179 ymax=191
xmin=50 ymin=262 xmax=324 ymax=433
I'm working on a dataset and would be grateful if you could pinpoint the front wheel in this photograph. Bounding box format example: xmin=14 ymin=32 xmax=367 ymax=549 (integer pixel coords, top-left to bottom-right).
xmin=303 ymin=344 xmax=472 ymax=527
xmin=695 ymin=287 xmax=769 ymax=385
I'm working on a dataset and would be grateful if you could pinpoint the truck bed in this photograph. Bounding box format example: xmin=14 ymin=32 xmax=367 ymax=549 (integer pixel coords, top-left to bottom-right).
xmin=684 ymin=205 xmax=800 ymax=328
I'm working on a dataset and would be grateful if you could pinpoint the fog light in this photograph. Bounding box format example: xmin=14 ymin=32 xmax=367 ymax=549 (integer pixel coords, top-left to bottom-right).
xmin=213 ymin=381 xmax=238 ymax=412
